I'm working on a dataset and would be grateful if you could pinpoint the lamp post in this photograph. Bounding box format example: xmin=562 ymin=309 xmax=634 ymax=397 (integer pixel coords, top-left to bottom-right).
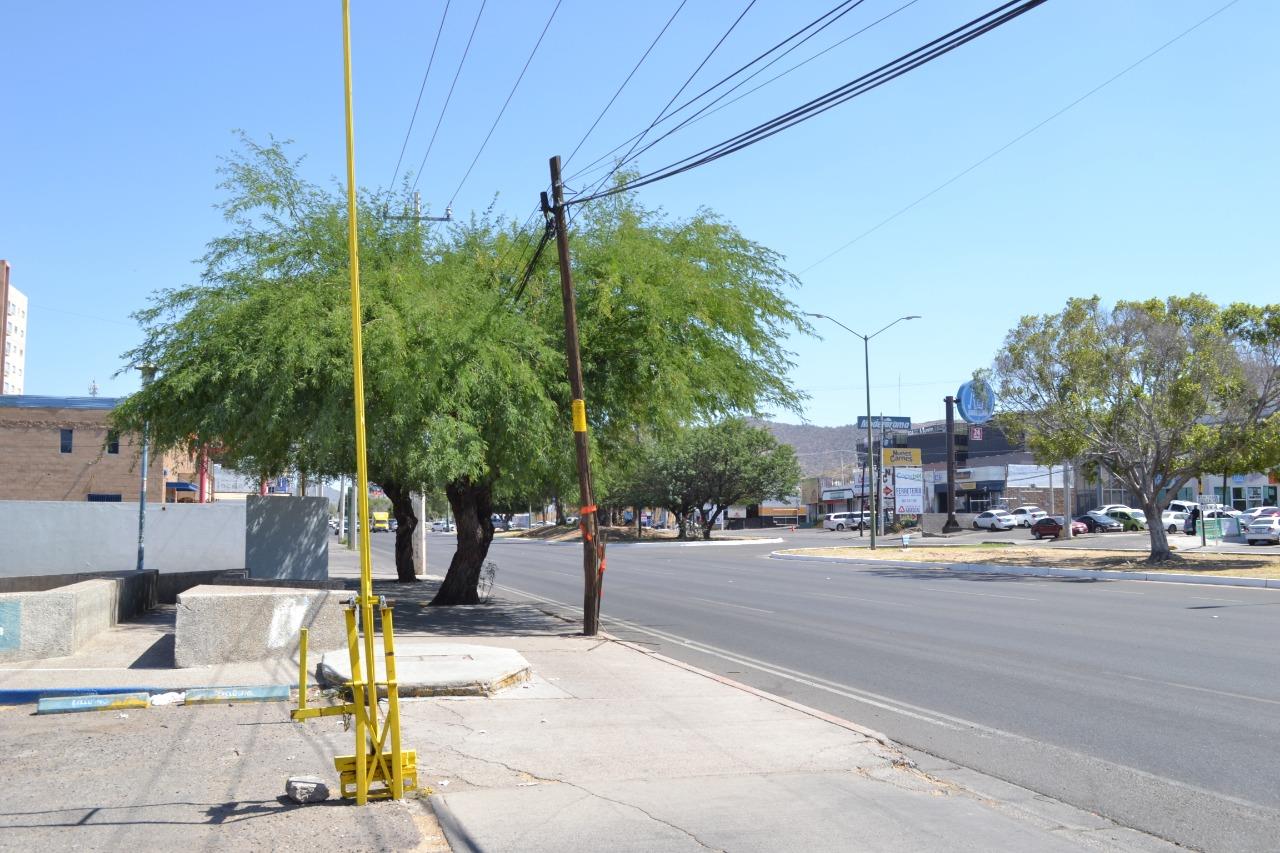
xmin=136 ymin=364 xmax=156 ymax=571
xmin=804 ymin=313 xmax=920 ymax=550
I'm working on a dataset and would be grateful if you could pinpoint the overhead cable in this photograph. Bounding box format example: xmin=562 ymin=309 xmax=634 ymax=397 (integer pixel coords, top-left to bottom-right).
xmin=411 ymin=0 xmax=488 ymax=194
xmin=447 ymin=0 xmax=563 ymax=210
xmin=389 ymin=0 xmax=452 ymax=189
xmin=798 ymin=0 xmax=1243 ymax=273
xmin=561 ymin=0 xmax=690 ymax=172
xmin=566 ymin=0 xmax=862 ymax=185
xmin=567 ymin=0 xmax=1051 ymax=207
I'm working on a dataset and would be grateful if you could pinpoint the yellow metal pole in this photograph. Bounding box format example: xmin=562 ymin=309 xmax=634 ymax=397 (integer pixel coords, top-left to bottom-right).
xmin=297 ymin=627 xmax=309 ymax=713
xmin=340 ymin=0 xmax=383 ymax=796
xmin=344 ymin=606 xmax=368 ymax=804
xmin=382 ymin=605 xmax=404 ymax=799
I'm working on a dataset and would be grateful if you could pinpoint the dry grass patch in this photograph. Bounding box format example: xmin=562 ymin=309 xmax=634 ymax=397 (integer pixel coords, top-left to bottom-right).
xmin=780 ymin=544 xmax=1280 ymax=579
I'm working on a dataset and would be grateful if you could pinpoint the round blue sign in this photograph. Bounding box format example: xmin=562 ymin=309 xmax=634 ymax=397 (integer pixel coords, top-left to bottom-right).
xmin=956 ymin=379 xmax=995 ymax=424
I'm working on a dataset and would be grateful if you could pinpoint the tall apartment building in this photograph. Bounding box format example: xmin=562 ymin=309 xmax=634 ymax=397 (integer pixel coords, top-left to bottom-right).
xmin=1 ymin=260 xmax=29 ymax=395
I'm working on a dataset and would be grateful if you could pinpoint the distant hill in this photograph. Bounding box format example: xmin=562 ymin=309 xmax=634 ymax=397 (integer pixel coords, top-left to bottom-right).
xmin=755 ymin=420 xmax=864 ymax=478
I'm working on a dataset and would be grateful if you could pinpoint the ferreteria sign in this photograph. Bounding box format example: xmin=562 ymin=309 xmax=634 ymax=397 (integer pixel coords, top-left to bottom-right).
xmin=956 ymin=379 xmax=995 ymax=425
xmin=881 ymin=448 xmax=922 ymax=467
xmin=857 ymin=415 xmax=911 ymax=432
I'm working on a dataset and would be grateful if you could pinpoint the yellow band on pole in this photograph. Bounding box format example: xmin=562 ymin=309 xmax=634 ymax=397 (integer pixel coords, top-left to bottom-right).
xmin=571 ymin=399 xmax=587 ymax=433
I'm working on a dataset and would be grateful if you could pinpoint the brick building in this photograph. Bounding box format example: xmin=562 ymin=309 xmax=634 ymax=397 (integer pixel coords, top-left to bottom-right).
xmin=0 ymin=395 xmax=178 ymax=502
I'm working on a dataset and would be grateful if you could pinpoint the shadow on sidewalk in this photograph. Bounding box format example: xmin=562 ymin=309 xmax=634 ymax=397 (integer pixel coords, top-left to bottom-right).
xmin=371 ymin=579 xmax=575 ymax=638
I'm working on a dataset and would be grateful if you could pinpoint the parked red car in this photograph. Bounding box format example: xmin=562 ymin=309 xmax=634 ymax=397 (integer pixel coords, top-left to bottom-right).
xmin=1030 ymin=515 xmax=1087 ymax=539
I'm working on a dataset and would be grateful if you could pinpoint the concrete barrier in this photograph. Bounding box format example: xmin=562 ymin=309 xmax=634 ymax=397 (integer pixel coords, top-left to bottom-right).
xmin=174 ymin=584 xmax=347 ymax=668
xmin=0 ymin=579 xmax=120 ymax=663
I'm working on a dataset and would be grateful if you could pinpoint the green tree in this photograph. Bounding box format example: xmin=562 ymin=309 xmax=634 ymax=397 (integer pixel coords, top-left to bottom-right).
xmin=984 ymin=295 xmax=1280 ymax=562
xmin=114 ymin=136 xmax=808 ymax=601
xmin=623 ymin=420 xmax=801 ymax=540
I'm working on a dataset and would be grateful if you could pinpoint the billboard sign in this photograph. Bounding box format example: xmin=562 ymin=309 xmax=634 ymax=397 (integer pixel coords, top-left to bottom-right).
xmin=857 ymin=415 xmax=912 ymax=432
xmin=894 ymin=467 xmax=924 ymax=514
xmin=881 ymin=447 xmax=922 ymax=467
xmin=956 ymin=379 xmax=995 ymax=424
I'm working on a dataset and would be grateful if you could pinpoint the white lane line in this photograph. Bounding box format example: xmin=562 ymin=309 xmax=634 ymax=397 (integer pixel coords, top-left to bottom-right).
xmin=1121 ymin=674 xmax=1280 ymax=707
xmin=809 ymin=593 xmax=914 ymax=608
xmin=1190 ymin=595 xmax=1245 ymax=603
xmin=497 ymin=583 xmax=1278 ymax=815
xmin=686 ymin=596 xmax=774 ymax=615
xmin=1094 ymin=588 xmax=1145 ymax=595
xmin=921 ymin=586 xmax=1039 ymax=601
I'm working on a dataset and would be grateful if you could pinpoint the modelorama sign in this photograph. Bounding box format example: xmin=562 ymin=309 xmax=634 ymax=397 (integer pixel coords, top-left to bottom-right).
xmin=894 ymin=467 xmax=924 ymax=514
xmin=857 ymin=415 xmax=911 ymax=432
xmin=881 ymin=447 xmax=922 ymax=467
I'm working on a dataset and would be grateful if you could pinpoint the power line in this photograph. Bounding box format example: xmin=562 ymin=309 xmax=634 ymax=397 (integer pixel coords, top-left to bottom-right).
xmin=561 ymin=0 xmax=690 ymax=172
xmin=798 ymin=0 xmax=1243 ymax=274
xmin=566 ymin=0 xmax=863 ymax=186
xmin=568 ymin=0 xmax=1050 ymax=207
xmin=652 ymin=0 xmax=923 ymax=150
xmin=583 ymin=0 xmax=873 ymax=192
xmin=411 ymin=0 xmax=488 ymax=195
xmin=389 ymin=0 xmax=451 ymax=189
xmin=447 ymin=0 xmax=563 ymax=210
xmin=586 ymin=0 xmax=759 ymax=197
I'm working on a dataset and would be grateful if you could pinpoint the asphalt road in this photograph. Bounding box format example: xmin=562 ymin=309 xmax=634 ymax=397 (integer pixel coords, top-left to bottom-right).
xmin=374 ymin=529 xmax=1280 ymax=852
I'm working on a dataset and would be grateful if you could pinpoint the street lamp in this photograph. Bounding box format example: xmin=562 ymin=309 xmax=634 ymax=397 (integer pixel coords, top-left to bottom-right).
xmin=136 ymin=364 xmax=157 ymax=571
xmin=804 ymin=313 xmax=920 ymax=550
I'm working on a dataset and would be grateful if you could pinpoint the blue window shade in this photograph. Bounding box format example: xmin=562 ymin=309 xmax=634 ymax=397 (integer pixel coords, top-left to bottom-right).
xmin=87 ymin=493 xmax=122 ymax=502
xmin=60 ymin=428 xmax=73 ymax=453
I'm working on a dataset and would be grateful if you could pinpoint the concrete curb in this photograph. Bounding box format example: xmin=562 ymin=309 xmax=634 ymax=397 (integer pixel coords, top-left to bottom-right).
xmin=36 ymin=692 xmax=150 ymax=715
xmin=768 ymin=551 xmax=1280 ymax=589
xmin=0 ymin=686 xmax=168 ymax=706
xmin=184 ymin=685 xmax=292 ymax=705
xmin=495 ymin=536 xmax=784 ymax=548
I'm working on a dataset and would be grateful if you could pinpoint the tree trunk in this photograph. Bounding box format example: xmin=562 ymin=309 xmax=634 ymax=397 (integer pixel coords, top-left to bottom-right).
xmin=555 ymin=495 xmax=565 ymax=526
xmin=429 ymin=477 xmax=495 ymax=605
xmin=635 ymin=505 xmax=642 ymax=541
xmin=1143 ymin=497 xmax=1175 ymax=563
xmin=675 ymin=510 xmax=687 ymax=540
xmin=701 ymin=505 xmax=724 ymax=540
xmin=381 ymin=480 xmax=420 ymax=583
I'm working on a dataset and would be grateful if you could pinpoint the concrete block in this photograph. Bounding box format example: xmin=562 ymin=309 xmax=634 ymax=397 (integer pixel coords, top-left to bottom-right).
xmin=0 ymin=579 xmax=118 ymax=663
xmin=317 ymin=642 xmax=532 ymax=697
xmin=174 ymin=585 xmax=346 ymax=667
xmin=245 ymin=496 xmax=329 ymax=581
xmin=37 ymin=692 xmax=150 ymax=714
xmin=185 ymin=684 xmax=291 ymax=705
xmin=286 ymin=775 xmax=330 ymax=804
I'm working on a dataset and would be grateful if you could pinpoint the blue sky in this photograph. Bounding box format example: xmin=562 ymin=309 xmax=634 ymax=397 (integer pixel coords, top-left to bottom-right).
xmin=3 ymin=0 xmax=1275 ymax=427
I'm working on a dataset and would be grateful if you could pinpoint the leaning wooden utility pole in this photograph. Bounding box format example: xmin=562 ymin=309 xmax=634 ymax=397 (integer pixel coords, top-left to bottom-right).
xmin=543 ymin=155 xmax=603 ymax=636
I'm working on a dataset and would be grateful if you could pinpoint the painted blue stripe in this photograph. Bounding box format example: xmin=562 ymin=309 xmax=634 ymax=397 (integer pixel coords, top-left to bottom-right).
xmin=185 ymin=684 xmax=291 ymax=704
xmin=0 ymin=686 xmax=168 ymax=706
xmin=37 ymin=692 xmax=150 ymax=714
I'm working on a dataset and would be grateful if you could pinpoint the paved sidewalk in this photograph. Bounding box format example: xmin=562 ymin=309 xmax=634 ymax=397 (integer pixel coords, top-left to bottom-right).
xmin=393 ymin=604 xmax=1170 ymax=852
xmin=0 ymin=568 xmax=1176 ymax=851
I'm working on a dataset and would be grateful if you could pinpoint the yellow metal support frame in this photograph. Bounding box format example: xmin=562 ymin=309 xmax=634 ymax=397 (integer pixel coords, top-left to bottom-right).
xmin=290 ymin=0 xmax=412 ymax=805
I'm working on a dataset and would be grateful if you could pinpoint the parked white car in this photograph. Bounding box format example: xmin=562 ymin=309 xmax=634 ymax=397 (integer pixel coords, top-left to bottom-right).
xmin=973 ymin=510 xmax=1016 ymax=531
xmin=1166 ymin=499 xmax=1200 ymax=515
xmin=1237 ymin=506 xmax=1279 ymax=527
xmin=1160 ymin=510 xmax=1188 ymax=533
xmin=1245 ymin=516 xmax=1280 ymax=545
xmin=1008 ymin=506 xmax=1047 ymax=527
xmin=824 ymin=511 xmax=868 ymax=532
xmin=1098 ymin=504 xmax=1137 ymax=517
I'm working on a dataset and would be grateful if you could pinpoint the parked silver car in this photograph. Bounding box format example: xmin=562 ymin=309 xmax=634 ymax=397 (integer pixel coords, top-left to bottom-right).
xmin=824 ymin=511 xmax=869 ymax=532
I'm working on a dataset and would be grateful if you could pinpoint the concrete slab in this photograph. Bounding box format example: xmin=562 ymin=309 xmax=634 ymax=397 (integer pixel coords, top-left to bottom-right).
xmin=184 ymin=684 xmax=291 ymax=705
xmin=36 ymin=692 xmax=150 ymax=715
xmin=317 ymin=642 xmax=531 ymax=697
xmin=174 ymin=584 xmax=346 ymax=667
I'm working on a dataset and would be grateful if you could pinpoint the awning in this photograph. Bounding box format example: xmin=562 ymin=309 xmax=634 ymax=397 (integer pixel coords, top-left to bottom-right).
xmin=166 ymin=481 xmax=198 ymax=492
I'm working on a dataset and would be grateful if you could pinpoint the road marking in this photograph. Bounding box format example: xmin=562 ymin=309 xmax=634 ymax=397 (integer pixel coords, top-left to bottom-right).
xmin=686 ymin=596 xmax=774 ymax=615
xmin=495 ymin=582 xmax=1279 ymax=816
xmin=1121 ymin=674 xmax=1280 ymax=707
xmin=921 ymin=586 xmax=1039 ymax=601
xmin=809 ymin=593 xmax=914 ymax=608
xmin=1190 ymin=595 xmax=1245 ymax=604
